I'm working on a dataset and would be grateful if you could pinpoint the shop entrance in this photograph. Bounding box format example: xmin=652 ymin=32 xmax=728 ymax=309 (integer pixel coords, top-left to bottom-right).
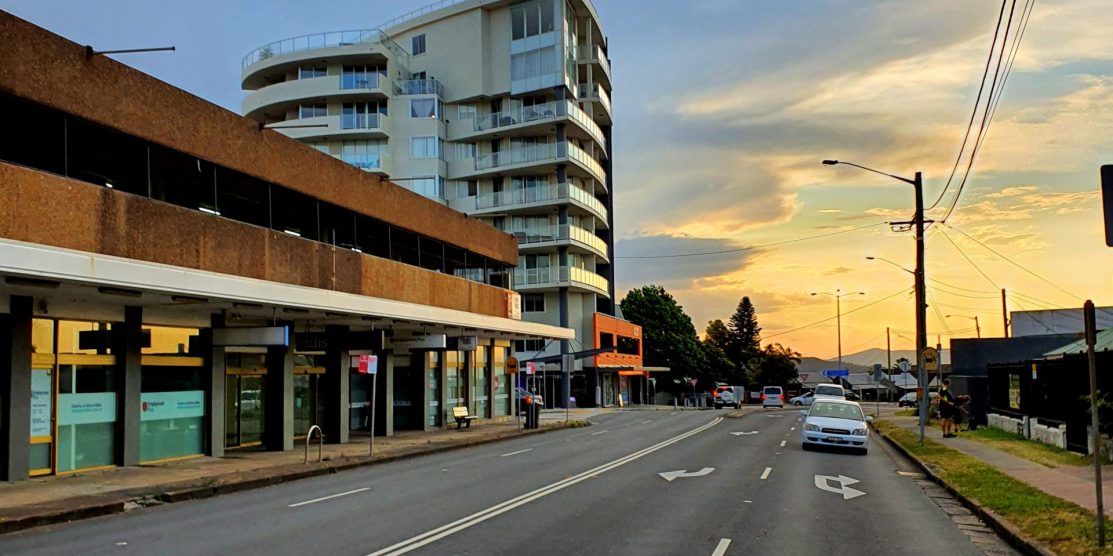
xmin=225 ymin=353 xmax=266 ymax=449
xmin=293 ymin=356 xmax=324 ymax=437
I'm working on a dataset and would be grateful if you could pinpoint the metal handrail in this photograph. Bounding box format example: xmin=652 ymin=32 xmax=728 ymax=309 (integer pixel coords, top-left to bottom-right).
xmin=305 ymin=425 xmax=324 ymax=463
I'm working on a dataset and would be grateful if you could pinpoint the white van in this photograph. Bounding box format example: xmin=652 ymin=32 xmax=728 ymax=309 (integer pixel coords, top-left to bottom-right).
xmin=762 ymin=385 xmax=784 ymax=408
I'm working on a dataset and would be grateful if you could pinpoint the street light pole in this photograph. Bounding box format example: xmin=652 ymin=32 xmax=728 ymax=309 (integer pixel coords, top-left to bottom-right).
xmin=811 ymin=289 xmax=864 ymax=373
xmin=826 ymin=160 xmax=926 ymax=445
xmin=945 ymin=314 xmax=981 ymax=339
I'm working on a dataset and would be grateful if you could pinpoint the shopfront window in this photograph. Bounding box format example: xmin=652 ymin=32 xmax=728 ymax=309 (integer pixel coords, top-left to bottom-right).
xmin=140 ymin=327 xmax=203 ymax=463
xmin=294 ymin=354 xmax=324 ymax=436
xmin=445 ymin=351 xmax=467 ymax=424
xmin=473 ymin=346 xmax=489 ymax=418
xmin=426 ymin=352 xmax=441 ymax=428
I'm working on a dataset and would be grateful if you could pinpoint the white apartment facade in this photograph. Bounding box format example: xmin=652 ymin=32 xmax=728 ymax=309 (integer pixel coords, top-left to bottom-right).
xmin=241 ymin=0 xmax=615 ymax=407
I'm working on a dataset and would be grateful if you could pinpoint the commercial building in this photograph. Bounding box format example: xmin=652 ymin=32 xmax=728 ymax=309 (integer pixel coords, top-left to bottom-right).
xmin=0 ymin=11 xmax=572 ymax=482
xmin=240 ymin=0 xmax=614 ymax=407
xmin=1010 ymin=307 xmax=1113 ymax=337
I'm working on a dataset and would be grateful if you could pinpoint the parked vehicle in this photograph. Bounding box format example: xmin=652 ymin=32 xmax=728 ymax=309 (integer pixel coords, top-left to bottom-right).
xmin=801 ymin=399 xmax=872 ymax=454
xmin=813 ymin=383 xmax=846 ymax=400
xmin=789 ymin=391 xmax=815 ymax=407
xmin=516 ymin=387 xmax=543 ymax=412
xmin=761 ymin=386 xmax=784 ymax=408
xmin=898 ymin=391 xmax=938 ymax=408
xmin=845 ymin=390 xmax=861 ymax=401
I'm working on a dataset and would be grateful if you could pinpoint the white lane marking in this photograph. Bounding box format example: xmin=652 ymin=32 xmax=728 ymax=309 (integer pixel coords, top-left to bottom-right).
xmin=659 ymin=467 xmax=715 ymax=482
xmin=729 ymin=431 xmax=759 ymax=436
xmin=790 ymin=427 xmax=796 ymax=431
xmin=366 ymin=418 xmax=724 ymax=556
xmin=797 ymin=418 xmax=802 ymax=422
xmin=670 ymin=412 xmax=679 ymax=415
xmin=590 ymin=430 xmax=609 ymax=436
xmin=640 ymin=419 xmax=653 ymax=424
xmin=711 ymin=538 xmax=731 ymax=556
xmin=760 ymin=467 xmax=773 ymax=480
xmin=766 ymin=415 xmax=783 ymax=418
xmin=289 ymin=487 xmax=370 ymax=508
xmin=779 ymin=440 xmax=786 ymax=447
xmin=501 ymin=448 xmax=533 ymax=457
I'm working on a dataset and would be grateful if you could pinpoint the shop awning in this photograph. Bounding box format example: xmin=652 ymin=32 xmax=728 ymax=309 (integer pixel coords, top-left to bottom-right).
xmin=605 ymin=365 xmax=670 ymax=374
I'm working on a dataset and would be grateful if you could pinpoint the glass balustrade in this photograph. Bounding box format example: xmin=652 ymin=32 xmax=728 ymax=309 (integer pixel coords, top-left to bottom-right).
xmin=341 ymin=113 xmax=382 ymax=130
xmin=474 ymin=182 xmax=607 ymax=220
xmin=243 ymin=30 xmax=407 ymax=71
xmin=512 ymin=266 xmax=609 ymax=291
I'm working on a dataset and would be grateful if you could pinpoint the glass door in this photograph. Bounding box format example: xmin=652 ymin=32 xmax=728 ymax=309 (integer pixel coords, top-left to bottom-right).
xmin=426 ymin=352 xmax=440 ymax=428
xmin=29 ymin=362 xmax=53 ymax=476
xmin=239 ymin=376 xmax=265 ymax=446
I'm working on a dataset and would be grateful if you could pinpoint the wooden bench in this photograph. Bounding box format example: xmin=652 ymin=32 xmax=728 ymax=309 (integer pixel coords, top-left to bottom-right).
xmin=452 ymin=406 xmax=478 ymax=429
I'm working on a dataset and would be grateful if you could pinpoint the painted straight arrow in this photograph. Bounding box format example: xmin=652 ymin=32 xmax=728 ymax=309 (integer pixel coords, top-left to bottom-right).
xmin=730 ymin=431 xmax=759 ymax=436
xmin=659 ymin=467 xmax=715 ymax=482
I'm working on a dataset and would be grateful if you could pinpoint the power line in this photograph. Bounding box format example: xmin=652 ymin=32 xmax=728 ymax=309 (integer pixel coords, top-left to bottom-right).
xmin=941 ymin=0 xmax=1021 ymax=222
xmin=928 ymin=0 xmax=1009 ymax=211
xmin=928 ymin=278 xmax=997 ymax=295
xmin=931 ymin=300 xmax=1001 ymax=314
xmin=936 ymin=227 xmax=1001 ymax=289
xmin=928 ymin=287 xmax=999 ymax=300
xmin=764 ymin=287 xmax=913 ymax=339
xmin=927 ymin=289 xmax=954 ymax=334
xmin=944 ymin=223 xmax=1082 ymax=301
xmin=978 ymin=0 xmax=1035 ymax=154
xmin=614 ymin=222 xmax=886 ymax=259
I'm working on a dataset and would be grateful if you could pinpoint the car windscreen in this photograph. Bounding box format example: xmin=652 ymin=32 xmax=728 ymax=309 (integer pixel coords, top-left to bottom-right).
xmin=810 ymin=402 xmax=864 ymax=421
xmin=814 ymin=385 xmax=842 ymax=396
xmin=763 ymin=387 xmax=781 ymax=395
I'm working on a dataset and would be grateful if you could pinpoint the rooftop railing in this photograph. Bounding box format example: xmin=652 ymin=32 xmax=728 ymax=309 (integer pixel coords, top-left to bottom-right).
xmin=243 ymin=29 xmax=407 ymax=71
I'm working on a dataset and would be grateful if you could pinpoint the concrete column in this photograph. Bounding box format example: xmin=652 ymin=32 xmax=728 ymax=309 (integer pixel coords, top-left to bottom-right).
xmin=322 ymin=325 xmax=349 ymax=444
xmin=201 ymin=315 xmax=225 ymax=458
xmin=1 ymin=296 xmax=32 ymax=482
xmin=439 ymin=354 xmax=449 ymax=429
xmin=264 ymin=329 xmax=294 ymax=451
xmin=112 ymin=306 xmax=142 ymax=466
xmin=379 ymin=353 xmax=394 ymax=437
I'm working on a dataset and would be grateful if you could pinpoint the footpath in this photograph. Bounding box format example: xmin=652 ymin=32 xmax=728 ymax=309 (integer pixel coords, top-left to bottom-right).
xmin=0 ymin=413 xmax=592 ymax=535
xmin=886 ymin=414 xmax=1113 ymax=517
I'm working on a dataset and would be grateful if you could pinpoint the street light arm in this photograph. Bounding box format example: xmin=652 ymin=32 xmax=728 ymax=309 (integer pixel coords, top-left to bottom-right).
xmin=866 ymin=256 xmax=915 ymax=275
xmin=823 ymin=160 xmax=917 ymax=186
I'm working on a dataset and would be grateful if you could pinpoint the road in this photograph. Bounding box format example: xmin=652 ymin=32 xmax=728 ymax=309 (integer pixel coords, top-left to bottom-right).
xmin=0 ymin=409 xmax=1004 ymax=555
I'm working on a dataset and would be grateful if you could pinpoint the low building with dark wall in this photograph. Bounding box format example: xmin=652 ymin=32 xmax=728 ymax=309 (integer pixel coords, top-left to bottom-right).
xmin=0 ymin=11 xmax=572 ymax=482
xmin=949 ymin=334 xmax=1077 ymax=428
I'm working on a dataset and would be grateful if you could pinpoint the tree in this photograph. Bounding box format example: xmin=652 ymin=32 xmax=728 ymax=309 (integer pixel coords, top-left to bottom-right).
xmin=749 ymin=343 xmax=801 ymax=387
xmin=620 ymin=285 xmax=707 ymax=392
xmin=723 ymin=296 xmax=762 ymax=376
xmin=705 ymin=319 xmax=732 ymax=349
xmin=703 ymin=319 xmax=739 ymax=384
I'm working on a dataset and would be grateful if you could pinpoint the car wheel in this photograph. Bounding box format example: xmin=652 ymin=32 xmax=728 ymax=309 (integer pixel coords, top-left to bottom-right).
xmin=858 ymin=448 xmax=868 ymax=456
xmin=793 ymin=401 xmax=802 ymax=407
xmin=802 ymin=442 xmax=812 ymax=451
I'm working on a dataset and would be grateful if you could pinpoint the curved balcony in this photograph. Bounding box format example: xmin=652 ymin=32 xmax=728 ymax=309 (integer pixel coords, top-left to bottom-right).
xmin=243 ymin=74 xmax=390 ymax=121
xmin=507 ymin=224 xmax=609 ymax=261
xmin=577 ymin=44 xmax=611 ymax=90
xmin=448 ymin=142 xmax=605 ymax=184
xmin=242 ymin=29 xmax=405 ymax=89
xmin=512 ymin=266 xmax=609 ymax=297
xmin=576 ymin=82 xmax=611 ymax=125
xmin=448 ymin=100 xmax=606 ymax=151
xmin=265 ymin=113 xmax=389 ymax=142
xmin=466 ymin=182 xmax=608 ymax=226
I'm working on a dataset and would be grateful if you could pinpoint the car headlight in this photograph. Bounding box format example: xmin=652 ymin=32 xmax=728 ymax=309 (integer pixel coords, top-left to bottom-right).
xmin=804 ymin=423 xmax=819 ymax=432
xmin=852 ymin=428 xmax=869 ymax=436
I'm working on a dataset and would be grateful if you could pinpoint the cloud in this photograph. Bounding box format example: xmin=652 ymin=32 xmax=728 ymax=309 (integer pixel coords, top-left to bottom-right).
xmin=818 ymin=209 xmax=843 ymax=214
xmin=984 ymin=186 xmax=1038 ymax=198
xmin=614 ymin=234 xmax=756 ymax=288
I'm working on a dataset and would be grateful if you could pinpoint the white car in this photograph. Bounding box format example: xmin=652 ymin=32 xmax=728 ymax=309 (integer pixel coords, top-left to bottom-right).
xmin=800 ymin=399 xmax=872 ymax=455
xmin=789 ymin=392 xmax=815 ymax=406
xmin=813 ymin=383 xmax=847 ymax=400
xmin=761 ymin=386 xmax=784 ymax=408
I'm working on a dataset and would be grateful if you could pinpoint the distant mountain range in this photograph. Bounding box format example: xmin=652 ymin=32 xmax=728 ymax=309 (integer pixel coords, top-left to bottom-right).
xmin=798 ymin=347 xmax=951 ymax=371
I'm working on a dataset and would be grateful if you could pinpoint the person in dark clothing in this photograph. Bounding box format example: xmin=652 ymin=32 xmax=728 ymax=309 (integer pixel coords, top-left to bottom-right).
xmin=939 ymin=378 xmax=956 ymax=438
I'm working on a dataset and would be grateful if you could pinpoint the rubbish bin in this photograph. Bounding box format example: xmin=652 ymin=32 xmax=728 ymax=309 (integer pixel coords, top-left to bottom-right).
xmin=527 ymin=403 xmax=541 ymax=429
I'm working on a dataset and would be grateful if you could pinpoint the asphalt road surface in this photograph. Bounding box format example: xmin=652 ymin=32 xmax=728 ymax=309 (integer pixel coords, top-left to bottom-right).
xmin=0 ymin=409 xmax=1001 ymax=555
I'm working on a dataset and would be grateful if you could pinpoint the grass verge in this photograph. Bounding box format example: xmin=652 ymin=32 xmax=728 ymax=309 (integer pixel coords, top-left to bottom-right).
xmin=960 ymin=427 xmax=1102 ymax=468
xmin=875 ymin=420 xmax=1111 ymax=556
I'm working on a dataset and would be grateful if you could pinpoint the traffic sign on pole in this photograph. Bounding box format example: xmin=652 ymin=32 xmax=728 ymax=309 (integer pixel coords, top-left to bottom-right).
xmin=506 ymin=356 xmax=519 ymax=375
xmin=921 ymin=347 xmax=939 ymax=372
xmin=822 ymin=369 xmax=849 ymax=379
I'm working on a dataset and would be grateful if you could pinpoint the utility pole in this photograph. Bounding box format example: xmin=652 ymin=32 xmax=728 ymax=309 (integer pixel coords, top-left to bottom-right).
xmin=886 ymin=327 xmax=892 ymax=401
xmin=1084 ymin=300 xmax=1105 ymax=547
xmin=974 ymin=315 xmax=981 ymax=339
xmin=1001 ymin=289 xmax=1009 ymax=338
xmin=914 ymin=171 xmax=928 ymax=447
xmin=837 ymin=290 xmax=843 ymax=371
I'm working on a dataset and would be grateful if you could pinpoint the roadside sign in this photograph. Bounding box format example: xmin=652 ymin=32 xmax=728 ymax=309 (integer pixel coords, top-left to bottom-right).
xmin=1102 ymin=165 xmax=1113 ymax=246
xmin=526 ymin=362 xmax=537 ymax=375
xmin=358 ymin=354 xmax=378 ymax=375
xmin=506 ymin=356 xmax=519 ymax=375
xmin=822 ymin=369 xmax=849 ymax=379
xmin=873 ymin=364 xmax=884 ymax=382
xmin=921 ymin=347 xmax=939 ymax=372
xmin=898 ymin=360 xmax=911 ymax=373
xmin=799 ymin=373 xmax=809 ymax=383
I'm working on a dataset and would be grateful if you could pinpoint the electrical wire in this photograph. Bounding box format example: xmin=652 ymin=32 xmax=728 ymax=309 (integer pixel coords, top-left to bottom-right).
xmin=944 ymin=223 xmax=1082 ymax=301
xmin=614 ymin=222 xmax=886 ymax=259
xmin=936 ymin=227 xmax=1001 ymax=289
xmin=928 ymin=287 xmax=999 ymax=300
xmin=764 ymin=287 xmax=913 ymax=340
xmin=927 ymin=289 xmax=954 ymax=334
xmin=978 ymin=0 xmax=1035 ymax=154
xmin=929 ymin=278 xmax=998 ymax=295
xmin=928 ymin=0 xmax=1009 ymax=211
xmin=931 ymin=299 xmax=1000 ymax=314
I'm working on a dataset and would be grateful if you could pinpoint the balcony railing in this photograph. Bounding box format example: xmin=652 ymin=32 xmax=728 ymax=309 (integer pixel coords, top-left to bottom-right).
xmin=475 ymin=182 xmax=607 ymax=220
xmin=472 ymin=142 xmax=605 ymax=182
xmin=340 ymin=73 xmax=384 ymax=90
xmin=512 ymin=266 xmax=609 ymax=292
xmin=243 ymin=29 xmax=407 ymax=71
xmin=340 ymin=155 xmax=384 ymax=170
xmin=470 ymin=100 xmax=605 ymax=149
xmin=341 ymin=112 xmax=383 ymax=130
xmin=504 ymin=224 xmax=606 ymax=256
xmin=578 ymin=44 xmax=611 ymax=79
xmin=577 ymin=82 xmax=612 ymax=115
xmin=393 ymin=79 xmax=444 ymax=96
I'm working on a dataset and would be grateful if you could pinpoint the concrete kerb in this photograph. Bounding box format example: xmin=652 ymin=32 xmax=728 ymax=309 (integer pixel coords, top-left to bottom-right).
xmin=0 ymin=422 xmax=575 ymax=536
xmin=871 ymin=425 xmax=1057 ymax=556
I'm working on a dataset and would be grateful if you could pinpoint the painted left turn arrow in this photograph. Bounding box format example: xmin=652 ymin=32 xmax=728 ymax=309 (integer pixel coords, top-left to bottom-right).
xmin=659 ymin=467 xmax=715 ymax=482
xmin=730 ymin=431 xmax=759 ymax=436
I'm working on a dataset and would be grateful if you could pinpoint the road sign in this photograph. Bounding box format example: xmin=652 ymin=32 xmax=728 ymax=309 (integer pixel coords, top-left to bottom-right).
xmin=898 ymin=360 xmax=911 ymax=373
xmin=1102 ymin=165 xmax=1113 ymax=246
xmin=823 ymin=369 xmax=849 ymax=379
xmin=799 ymin=373 xmax=809 ymax=383
xmin=506 ymin=356 xmax=519 ymax=375
xmin=873 ymin=364 xmax=884 ymax=382
xmin=358 ymin=354 xmax=378 ymax=375
xmin=814 ymin=474 xmax=866 ymax=500
xmin=659 ymin=467 xmax=715 ymax=482
xmin=526 ymin=362 xmax=537 ymax=375
xmin=922 ymin=347 xmax=939 ymax=372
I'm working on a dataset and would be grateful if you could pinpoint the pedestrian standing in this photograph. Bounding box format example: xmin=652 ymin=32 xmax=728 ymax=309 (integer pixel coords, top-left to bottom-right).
xmin=939 ymin=378 xmax=956 ymax=438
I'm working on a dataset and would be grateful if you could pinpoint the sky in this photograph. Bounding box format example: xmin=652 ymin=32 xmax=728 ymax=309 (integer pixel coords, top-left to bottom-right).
xmin=5 ymin=0 xmax=1112 ymax=362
